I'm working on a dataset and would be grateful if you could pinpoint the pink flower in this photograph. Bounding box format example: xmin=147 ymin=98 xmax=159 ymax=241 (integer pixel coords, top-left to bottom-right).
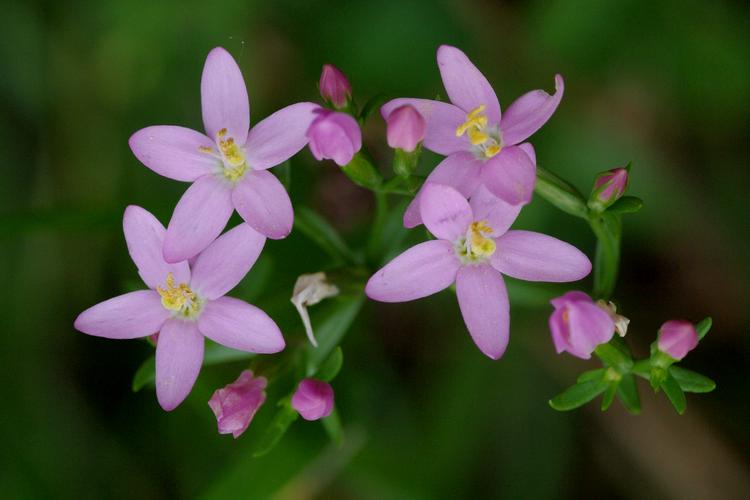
xmin=319 ymin=64 xmax=351 ymax=109
xmin=381 ymin=45 xmax=564 ymax=228
xmin=386 ymin=105 xmax=426 ymax=152
xmin=291 ymin=379 xmax=334 ymax=421
xmin=208 ymin=370 xmax=267 ymax=438
xmin=366 ymin=184 xmax=590 ymax=359
xmin=657 ymin=320 xmax=698 ymax=361
xmin=306 ymin=108 xmax=362 ymax=166
xmin=549 ymin=291 xmax=615 ymax=359
xmin=74 ymin=206 xmax=285 ymax=411
xmin=129 ymin=47 xmax=319 ymax=262
xmin=591 ymin=167 xmax=629 ymax=208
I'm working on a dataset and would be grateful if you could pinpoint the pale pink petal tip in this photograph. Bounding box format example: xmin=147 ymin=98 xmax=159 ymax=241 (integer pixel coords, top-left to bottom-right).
xmin=386 ymin=105 xmax=426 ymax=152
xmin=291 ymin=379 xmax=334 ymax=421
xmin=209 ymin=370 xmax=268 ymax=438
xmin=657 ymin=320 xmax=698 ymax=360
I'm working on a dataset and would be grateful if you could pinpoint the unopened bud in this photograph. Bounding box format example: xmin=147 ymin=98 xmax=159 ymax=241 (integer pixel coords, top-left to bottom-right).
xmin=307 ymin=108 xmax=362 ymax=166
xmin=386 ymin=105 xmax=426 ymax=152
xmin=657 ymin=320 xmax=698 ymax=361
xmin=589 ymin=166 xmax=629 ymax=211
xmin=291 ymin=378 xmax=334 ymax=421
xmin=319 ymin=64 xmax=351 ymax=109
xmin=208 ymin=370 xmax=267 ymax=438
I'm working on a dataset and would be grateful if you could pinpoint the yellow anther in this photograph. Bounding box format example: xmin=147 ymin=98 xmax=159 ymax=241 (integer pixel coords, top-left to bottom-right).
xmin=157 ymin=272 xmax=199 ymax=315
xmin=223 ymin=163 xmax=247 ymax=182
xmin=215 ymin=128 xmax=247 ymax=171
xmin=484 ymin=143 xmax=502 ymax=158
xmin=198 ymin=146 xmax=214 ymax=154
xmin=468 ymin=128 xmax=489 ymax=145
xmin=467 ymin=104 xmax=486 ymax=120
xmin=468 ymin=220 xmax=496 ymax=258
xmin=217 ymin=128 xmax=228 ymax=138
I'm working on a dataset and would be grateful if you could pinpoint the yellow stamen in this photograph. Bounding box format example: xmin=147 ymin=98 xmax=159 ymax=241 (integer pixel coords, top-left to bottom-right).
xmin=468 ymin=220 xmax=496 ymax=258
xmin=198 ymin=146 xmax=214 ymax=154
xmin=456 ymin=105 xmax=488 ymax=138
xmin=484 ymin=143 xmax=501 ymax=158
xmin=157 ymin=272 xmax=199 ymax=315
xmin=223 ymin=163 xmax=247 ymax=182
xmin=455 ymin=105 xmax=502 ymax=158
xmin=468 ymin=128 xmax=489 ymax=145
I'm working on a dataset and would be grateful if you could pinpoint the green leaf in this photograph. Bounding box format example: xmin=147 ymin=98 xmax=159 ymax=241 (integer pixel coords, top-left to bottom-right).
xmin=695 ymin=317 xmax=712 ymax=340
xmin=577 ymin=368 xmax=606 ymax=383
xmin=660 ymin=373 xmax=687 ymax=414
xmin=616 ymin=374 xmax=641 ymax=414
xmin=594 ymin=342 xmax=633 ymax=373
xmin=306 ymin=296 xmax=364 ymax=374
xmin=601 ymin=382 xmax=618 ymax=411
xmin=321 ymin=407 xmax=343 ymax=446
xmin=534 ymin=166 xmax=589 ymax=219
xmin=294 ymin=206 xmax=357 ymax=265
xmin=314 ymin=347 xmax=343 ymax=381
xmin=253 ymin=401 xmax=299 ymax=458
xmin=669 ymin=366 xmax=716 ymax=393
xmin=607 ymin=196 xmax=643 ymax=214
xmin=549 ymin=380 xmax=608 ymax=411
xmin=358 ymin=93 xmax=388 ymax=122
xmin=589 ymin=211 xmax=622 ymax=299
xmin=132 ymin=342 xmax=255 ymax=392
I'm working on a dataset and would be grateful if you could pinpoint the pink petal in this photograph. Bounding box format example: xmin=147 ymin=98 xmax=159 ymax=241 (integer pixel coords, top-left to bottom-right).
xmin=468 ymin=185 xmax=521 ymax=237
xmin=517 ymin=142 xmax=536 ymax=165
xmin=365 ymin=240 xmax=460 ymax=302
xmin=190 ymin=223 xmax=265 ymax=300
xmin=198 ymin=296 xmax=285 ymax=353
xmin=419 ymin=183 xmax=473 ymax=241
xmin=566 ymin=301 xmax=615 ymax=359
xmin=403 ymin=152 xmax=483 ymax=228
xmin=201 ymin=47 xmax=250 ymax=145
xmin=548 ymin=308 xmax=570 ymax=354
xmin=481 ymin=145 xmax=537 ymax=206
xmin=381 ymin=98 xmax=467 ymax=156
xmin=163 ymin=174 xmax=234 ymax=263
xmin=455 ymin=264 xmax=509 ymax=360
xmin=491 ymin=230 xmax=591 ymax=282
xmin=74 ymin=290 xmax=169 ymax=339
xmin=155 ymin=319 xmax=205 ymax=411
xmin=500 ymin=74 xmax=564 ymax=146
xmin=129 ymin=126 xmax=219 ymax=182
xmin=437 ymin=45 xmax=501 ymax=123
xmin=245 ymin=102 xmax=320 ymax=170
xmin=123 ymin=205 xmax=190 ymax=289
xmin=232 ymin=170 xmax=293 ymax=240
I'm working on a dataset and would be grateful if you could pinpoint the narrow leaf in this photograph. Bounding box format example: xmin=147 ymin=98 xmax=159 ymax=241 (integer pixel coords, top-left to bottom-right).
xmin=306 ymin=296 xmax=363 ymax=374
xmin=314 ymin=347 xmax=344 ymax=382
xmin=616 ymin=374 xmax=641 ymax=414
xmin=577 ymin=368 xmax=606 ymax=383
xmin=294 ymin=206 xmax=357 ymax=265
xmin=607 ymin=196 xmax=643 ymax=214
xmin=549 ymin=380 xmax=608 ymax=411
xmin=601 ymin=382 xmax=618 ymax=411
xmin=594 ymin=342 xmax=633 ymax=372
xmin=358 ymin=93 xmax=388 ymax=122
xmin=695 ymin=317 xmax=712 ymax=340
xmin=321 ymin=407 xmax=344 ymax=446
xmin=631 ymin=359 xmax=651 ymax=378
xmin=132 ymin=357 xmax=155 ymax=392
xmin=253 ymin=402 xmax=299 ymax=458
xmin=535 ymin=166 xmax=589 ymax=219
xmin=669 ymin=366 xmax=716 ymax=393
xmin=590 ymin=211 xmax=622 ymax=299
xmin=661 ymin=374 xmax=687 ymax=415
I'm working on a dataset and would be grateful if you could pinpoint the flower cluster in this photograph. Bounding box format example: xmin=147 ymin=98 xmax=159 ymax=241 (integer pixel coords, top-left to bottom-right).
xmin=75 ymin=43 xmax=714 ymax=448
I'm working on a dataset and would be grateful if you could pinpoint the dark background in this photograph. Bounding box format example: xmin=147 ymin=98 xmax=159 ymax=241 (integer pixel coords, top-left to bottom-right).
xmin=1 ymin=0 xmax=749 ymax=498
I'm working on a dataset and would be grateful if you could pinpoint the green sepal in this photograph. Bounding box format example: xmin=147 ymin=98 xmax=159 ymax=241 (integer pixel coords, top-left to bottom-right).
xmin=616 ymin=373 xmax=641 ymax=414
xmin=313 ymin=347 xmax=343 ymax=382
xmin=321 ymin=407 xmax=344 ymax=446
xmin=594 ymin=342 xmax=633 ymax=373
xmin=252 ymin=399 xmax=299 ymax=458
xmin=393 ymin=146 xmax=421 ymax=178
xmin=631 ymin=359 xmax=651 ymax=378
xmin=549 ymin=379 xmax=609 ymax=411
xmin=601 ymin=382 xmax=618 ymax=411
xmin=342 ymin=153 xmax=383 ymax=190
xmin=660 ymin=373 xmax=687 ymax=414
xmin=534 ymin=166 xmax=589 ymax=219
xmin=577 ymin=368 xmax=606 ymax=383
xmin=669 ymin=366 xmax=716 ymax=393
xmin=695 ymin=317 xmax=712 ymax=340
xmin=607 ymin=196 xmax=643 ymax=214
xmin=132 ymin=342 xmax=256 ymax=392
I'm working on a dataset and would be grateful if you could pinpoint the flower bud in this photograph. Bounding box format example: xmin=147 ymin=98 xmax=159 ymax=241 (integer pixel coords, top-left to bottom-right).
xmin=291 ymin=378 xmax=334 ymax=421
xmin=589 ymin=167 xmax=629 ymax=210
xmin=307 ymin=109 xmax=362 ymax=166
xmin=319 ymin=64 xmax=351 ymax=109
xmin=208 ymin=370 xmax=267 ymax=438
xmin=549 ymin=291 xmax=615 ymax=359
xmin=386 ymin=105 xmax=426 ymax=152
xmin=657 ymin=320 xmax=698 ymax=360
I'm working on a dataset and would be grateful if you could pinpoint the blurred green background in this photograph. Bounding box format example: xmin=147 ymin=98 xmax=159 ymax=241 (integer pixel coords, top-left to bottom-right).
xmin=2 ymin=0 xmax=749 ymax=498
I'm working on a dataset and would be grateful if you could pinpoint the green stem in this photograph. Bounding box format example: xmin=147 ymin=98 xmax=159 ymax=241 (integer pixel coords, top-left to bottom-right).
xmin=588 ymin=211 xmax=622 ymax=300
xmin=366 ymin=189 xmax=389 ymax=264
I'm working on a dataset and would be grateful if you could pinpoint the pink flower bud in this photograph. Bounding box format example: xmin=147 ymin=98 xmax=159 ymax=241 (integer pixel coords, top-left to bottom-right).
xmin=319 ymin=64 xmax=351 ymax=109
xmin=307 ymin=109 xmax=362 ymax=166
xmin=291 ymin=378 xmax=334 ymax=421
xmin=657 ymin=320 xmax=698 ymax=360
xmin=208 ymin=370 xmax=267 ymax=438
xmin=549 ymin=291 xmax=615 ymax=359
xmin=593 ymin=167 xmax=629 ymax=205
xmin=386 ymin=105 xmax=426 ymax=152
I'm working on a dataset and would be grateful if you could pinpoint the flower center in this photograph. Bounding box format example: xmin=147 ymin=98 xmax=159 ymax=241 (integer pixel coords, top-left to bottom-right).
xmin=455 ymin=220 xmax=497 ymax=264
xmin=455 ymin=105 xmax=502 ymax=159
xmin=157 ymin=272 xmax=203 ymax=319
xmin=198 ymin=128 xmax=248 ymax=182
